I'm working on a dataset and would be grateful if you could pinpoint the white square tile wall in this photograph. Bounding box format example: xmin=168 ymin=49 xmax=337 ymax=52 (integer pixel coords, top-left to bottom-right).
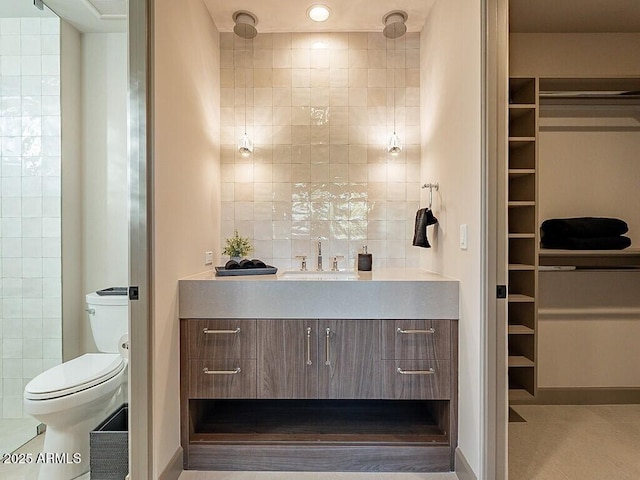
xmin=220 ymin=32 xmax=421 ymax=270
xmin=0 ymin=17 xmax=62 ymax=419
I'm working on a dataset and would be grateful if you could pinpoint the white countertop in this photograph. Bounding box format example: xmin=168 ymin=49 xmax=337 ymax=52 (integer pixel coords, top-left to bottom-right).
xmin=182 ymin=267 xmax=456 ymax=282
xmin=179 ymin=268 xmax=459 ymax=320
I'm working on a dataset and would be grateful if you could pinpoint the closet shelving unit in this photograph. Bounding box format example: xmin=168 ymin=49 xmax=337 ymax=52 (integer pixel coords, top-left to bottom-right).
xmin=507 ymin=77 xmax=538 ymax=401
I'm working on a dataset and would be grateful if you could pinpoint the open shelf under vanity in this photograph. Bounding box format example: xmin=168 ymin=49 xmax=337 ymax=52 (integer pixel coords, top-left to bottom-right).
xmin=185 ymin=399 xmax=453 ymax=472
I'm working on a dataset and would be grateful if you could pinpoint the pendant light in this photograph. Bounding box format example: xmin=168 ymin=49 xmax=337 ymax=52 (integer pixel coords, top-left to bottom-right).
xmin=233 ymin=11 xmax=258 ymax=157
xmin=382 ymin=11 xmax=407 ymax=156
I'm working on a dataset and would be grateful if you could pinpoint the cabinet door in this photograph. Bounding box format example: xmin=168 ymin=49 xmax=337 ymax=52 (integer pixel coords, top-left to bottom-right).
xmin=319 ymin=320 xmax=380 ymax=399
xmin=257 ymin=320 xmax=318 ymax=399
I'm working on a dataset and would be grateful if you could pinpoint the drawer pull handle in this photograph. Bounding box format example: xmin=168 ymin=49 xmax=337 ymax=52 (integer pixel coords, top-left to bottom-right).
xmin=325 ymin=328 xmax=331 ymax=366
xmin=203 ymin=367 xmax=241 ymax=375
xmin=203 ymin=327 xmax=241 ymax=335
xmin=397 ymin=367 xmax=436 ymax=375
xmin=306 ymin=327 xmax=313 ymax=366
xmin=396 ymin=327 xmax=435 ymax=335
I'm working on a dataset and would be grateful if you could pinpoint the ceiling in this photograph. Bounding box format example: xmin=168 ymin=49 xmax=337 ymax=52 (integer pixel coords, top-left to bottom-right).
xmin=0 ymin=0 xmax=126 ymax=33
xmin=510 ymin=0 xmax=640 ymax=33
xmin=203 ymin=0 xmax=436 ymax=33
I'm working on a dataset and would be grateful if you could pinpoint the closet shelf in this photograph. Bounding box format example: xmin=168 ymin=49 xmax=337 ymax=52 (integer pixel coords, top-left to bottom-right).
xmin=508 ymin=294 xmax=535 ymax=303
xmin=508 ymin=325 xmax=534 ymax=335
xmin=508 ymin=356 xmax=535 ymax=368
xmin=509 ymin=233 xmax=536 ymax=239
xmin=509 ymin=169 xmax=536 ymax=176
xmin=539 ymin=248 xmax=640 ymax=268
xmin=508 ymin=201 xmax=535 ymax=207
xmin=509 ymin=137 xmax=536 ymax=143
xmin=509 ymin=388 xmax=534 ymax=402
xmin=509 ymin=264 xmax=535 ymax=271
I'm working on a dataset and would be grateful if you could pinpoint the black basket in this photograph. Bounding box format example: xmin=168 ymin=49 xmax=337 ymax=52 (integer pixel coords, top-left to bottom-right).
xmin=90 ymin=404 xmax=128 ymax=480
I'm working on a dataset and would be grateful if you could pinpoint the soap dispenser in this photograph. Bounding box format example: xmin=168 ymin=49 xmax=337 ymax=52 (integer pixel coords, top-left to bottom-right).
xmin=357 ymin=245 xmax=372 ymax=271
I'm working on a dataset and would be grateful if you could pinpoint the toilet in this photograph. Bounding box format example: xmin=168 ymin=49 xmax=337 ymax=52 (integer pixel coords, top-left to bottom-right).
xmin=24 ymin=289 xmax=129 ymax=480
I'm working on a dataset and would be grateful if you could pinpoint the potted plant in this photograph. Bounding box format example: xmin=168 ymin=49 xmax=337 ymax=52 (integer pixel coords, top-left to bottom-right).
xmin=222 ymin=230 xmax=252 ymax=261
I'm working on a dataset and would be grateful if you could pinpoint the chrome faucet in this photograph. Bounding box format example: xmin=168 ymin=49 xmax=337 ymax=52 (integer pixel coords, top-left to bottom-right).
xmin=316 ymin=240 xmax=323 ymax=271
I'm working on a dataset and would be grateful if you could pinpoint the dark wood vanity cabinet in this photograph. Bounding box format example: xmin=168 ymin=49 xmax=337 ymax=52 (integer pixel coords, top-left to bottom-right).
xmin=180 ymin=318 xmax=458 ymax=472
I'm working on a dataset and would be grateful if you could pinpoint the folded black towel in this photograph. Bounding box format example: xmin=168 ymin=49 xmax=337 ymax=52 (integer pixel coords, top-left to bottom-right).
xmin=225 ymin=260 xmax=241 ymax=269
xmin=412 ymin=208 xmax=438 ymax=248
xmin=541 ymin=217 xmax=628 ymax=239
xmin=541 ymin=235 xmax=631 ymax=250
xmin=226 ymin=258 xmax=268 ymax=269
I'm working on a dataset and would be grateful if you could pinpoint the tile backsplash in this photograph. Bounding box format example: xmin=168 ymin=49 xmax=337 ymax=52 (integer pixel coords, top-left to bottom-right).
xmin=220 ymin=31 xmax=421 ymax=270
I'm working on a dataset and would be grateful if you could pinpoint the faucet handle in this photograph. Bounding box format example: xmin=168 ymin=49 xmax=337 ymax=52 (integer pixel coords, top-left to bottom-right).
xmin=295 ymin=255 xmax=308 ymax=271
xmin=330 ymin=255 xmax=345 ymax=271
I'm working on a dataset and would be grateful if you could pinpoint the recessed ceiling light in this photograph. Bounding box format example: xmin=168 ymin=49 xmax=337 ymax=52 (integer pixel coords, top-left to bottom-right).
xmin=307 ymin=5 xmax=331 ymax=22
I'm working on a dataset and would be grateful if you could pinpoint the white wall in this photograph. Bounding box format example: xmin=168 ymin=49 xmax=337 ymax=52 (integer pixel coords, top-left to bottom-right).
xmin=81 ymin=33 xmax=128 ymax=290
xmin=510 ymin=33 xmax=640 ymax=77
xmin=420 ymin=0 xmax=483 ymax=475
xmin=153 ymin=0 xmax=221 ymax=475
xmin=81 ymin=32 xmax=129 ymax=351
xmin=538 ymin=120 xmax=640 ymax=243
xmin=60 ymin=19 xmax=83 ymax=361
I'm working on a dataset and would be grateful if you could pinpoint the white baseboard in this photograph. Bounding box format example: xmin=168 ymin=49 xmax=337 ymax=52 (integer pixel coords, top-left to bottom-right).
xmin=456 ymin=447 xmax=478 ymax=480
xmin=158 ymin=446 xmax=183 ymax=480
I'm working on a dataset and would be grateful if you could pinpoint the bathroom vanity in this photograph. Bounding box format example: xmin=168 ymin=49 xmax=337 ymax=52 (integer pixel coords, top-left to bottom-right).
xmin=178 ymin=269 xmax=459 ymax=472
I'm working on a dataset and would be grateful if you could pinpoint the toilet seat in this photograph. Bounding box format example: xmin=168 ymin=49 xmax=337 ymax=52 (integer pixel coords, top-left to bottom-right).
xmin=24 ymin=353 xmax=125 ymax=401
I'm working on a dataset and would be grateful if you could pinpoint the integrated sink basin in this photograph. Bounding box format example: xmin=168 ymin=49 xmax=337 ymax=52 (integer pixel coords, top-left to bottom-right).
xmin=278 ymin=269 xmax=359 ymax=280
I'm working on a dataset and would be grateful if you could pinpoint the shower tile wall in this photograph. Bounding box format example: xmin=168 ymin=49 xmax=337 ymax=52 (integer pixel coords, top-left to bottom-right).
xmin=220 ymin=32 xmax=421 ymax=269
xmin=0 ymin=18 xmax=62 ymax=418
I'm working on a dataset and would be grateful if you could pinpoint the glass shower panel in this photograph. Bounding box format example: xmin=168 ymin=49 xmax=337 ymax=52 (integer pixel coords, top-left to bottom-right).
xmin=0 ymin=5 xmax=62 ymax=454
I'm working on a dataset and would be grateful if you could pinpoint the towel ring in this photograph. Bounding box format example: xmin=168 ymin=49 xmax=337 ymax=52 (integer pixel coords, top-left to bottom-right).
xmin=421 ymin=182 xmax=439 ymax=209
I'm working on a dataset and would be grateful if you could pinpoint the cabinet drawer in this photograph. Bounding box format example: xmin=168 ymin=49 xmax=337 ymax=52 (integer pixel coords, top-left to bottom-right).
xmin=188 ymin=319 xmax=256 ymax=359
xmin=381 ymin=360 xmax=450 ymax=399
xmin=188 ymin=359 xmax=256 ymax=398
xmin=382 ymin=320 xmax=451 ymax=360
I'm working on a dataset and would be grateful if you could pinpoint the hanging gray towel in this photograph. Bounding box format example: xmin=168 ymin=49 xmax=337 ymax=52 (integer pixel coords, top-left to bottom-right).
xmin=412 ymin=208 xmax=438 ymax=248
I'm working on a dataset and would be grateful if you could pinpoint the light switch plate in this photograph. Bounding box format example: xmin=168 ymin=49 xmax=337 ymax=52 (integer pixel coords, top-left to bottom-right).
xmin=205 ymin=251 xmax=214 ymax=265
xmin=459 ymin=224 xmax=468 ymax=250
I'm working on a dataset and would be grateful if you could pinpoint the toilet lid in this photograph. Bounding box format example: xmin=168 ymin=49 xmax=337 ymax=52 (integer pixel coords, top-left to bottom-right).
xmin=24 ymin=353 xmax=125 ymax=400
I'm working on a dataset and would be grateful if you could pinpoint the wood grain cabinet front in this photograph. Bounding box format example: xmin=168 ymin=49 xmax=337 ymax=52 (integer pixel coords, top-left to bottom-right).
xmin=256 ymin=319 xmax=380 ymax=399
xmin=185 ymin=319 xmax=257 ymax=398
xmin=257 ymin=320 xmax=319 ymax=399
xmin=180 ymin=317 xmax=459 ymax=472
xmin=381 ymin=360 xmax=451 ymax=400
xmin=380 ymin=320 xmax=453 ymax=399
xmin=187 ymin=319 xmax=256 ymax=359
xmin=188 ymin=359 xmax=257 ymax=398
xmin=382 ymin=320 xmax=451 ymax=360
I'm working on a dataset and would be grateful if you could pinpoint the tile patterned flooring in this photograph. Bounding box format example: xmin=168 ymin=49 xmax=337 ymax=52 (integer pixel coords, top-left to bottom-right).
xmin=0 ymin=418 xmax=39 ymax=460
xmin=509 ymin=404 xmax=640 ymax=480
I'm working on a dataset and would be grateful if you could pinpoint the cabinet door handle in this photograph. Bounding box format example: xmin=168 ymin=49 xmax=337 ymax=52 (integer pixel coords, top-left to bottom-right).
xmin=203 ymin=327 xmax=241 ymax=335
xmin=306 ymin=327 xmax=313 ymax=365
xmin=203 ymin=367 xmax=241 ymax=375
xmin=396 ymin=367 xmax=436 ymax=375
xmin=396 ymin=327 xmax=435 ymax=335
xmin=325 ymin=327 xmax=331 ymax=366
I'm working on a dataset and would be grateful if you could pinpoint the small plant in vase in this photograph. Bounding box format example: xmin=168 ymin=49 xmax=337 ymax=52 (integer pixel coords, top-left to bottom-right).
xmin=222 ymin=230 xmax=252 ymax=262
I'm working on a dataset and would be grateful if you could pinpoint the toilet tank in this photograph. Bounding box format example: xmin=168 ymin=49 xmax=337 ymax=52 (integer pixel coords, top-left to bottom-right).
xmin=86 ymin=290 xmax=128 ymax=353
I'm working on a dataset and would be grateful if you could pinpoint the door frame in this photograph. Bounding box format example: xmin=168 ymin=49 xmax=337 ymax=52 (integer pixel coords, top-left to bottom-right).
xmin=483 ymin=0 xmax=509 ymax=479
xmin=128 ymin=0 xmax=153 ymax=477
